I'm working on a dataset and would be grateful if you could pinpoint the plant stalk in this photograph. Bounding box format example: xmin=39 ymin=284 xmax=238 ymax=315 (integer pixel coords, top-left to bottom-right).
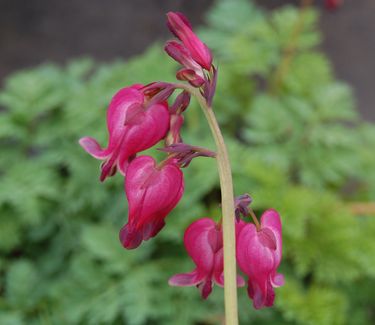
xmin=177 ymin=85 xmax=239 ymax=325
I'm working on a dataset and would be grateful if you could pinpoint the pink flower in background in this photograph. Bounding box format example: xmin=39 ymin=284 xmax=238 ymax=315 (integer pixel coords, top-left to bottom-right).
xmin=119 ymin=155 xmax=184 ymax=249
xmin=166 ymin=12 xmax=213 ymax=70
xmin=169 ymin=218 xmax=244 ymax=299
xmin=236 ymin=209 xmax=284 ymax=309
xmin=79 ymin=85 xmax=170 ymax=181
xmin=325 ymin=0 xmax=342 ymax=10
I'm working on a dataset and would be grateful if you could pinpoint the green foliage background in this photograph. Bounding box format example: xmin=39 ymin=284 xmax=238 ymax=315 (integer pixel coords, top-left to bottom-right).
xmin=0 ymin=0 xmax=374 ymax=324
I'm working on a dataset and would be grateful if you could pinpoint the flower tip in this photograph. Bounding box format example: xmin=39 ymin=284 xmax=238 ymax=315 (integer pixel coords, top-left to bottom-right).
xmin=166 ymin=11 xmax=192 ymax=29
xmin=119 ymin=225 xmax=143 ymax=250
xmin=199 ymin=280 xmax=213 ymax=299
xmin=260 ymin=209 xmax=282 ymax=232
xmin=237 ymin=275 xmax=246 ymax=287
xmin=165 ymin=11 xmax=213 ymax=71
xmin=272 ymin=273 xmax=285 ymax=287
xmin=168 ymin=272 xmax=199 ymax=287
xmin=79 ymin=137 xmax=108 ymax=159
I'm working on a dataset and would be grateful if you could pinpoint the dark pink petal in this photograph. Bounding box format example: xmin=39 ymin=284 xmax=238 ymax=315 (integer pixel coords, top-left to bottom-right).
xmin=166 ymin=12 xmax=213 ymax=70
xmin=176 ymin=68 xmax=205 ymax=87
xmin=198 ymin=279 xmax=213 ymax=299
xmin=118 ymin=223 xmax=143 ymax=249
xmin=80 ymin=85 xmax=170 ymax=181
xmin=106 ymin=87 xmax=144 ymax=151
xmin=261 ymin=209 xmax=282 ymax=267
xmin=271 ymin=273 xmax=285 ymax=287
xmin=261 ymin=209 xmax=282 ymax=235
xmin=166 ymin=12 xmax=192 ymax=39
xmin=213 ymin=248 xmax=224 ymax=287
xmin=100 ymin=157 xmax=119 ymax=182
xmin=120 ymin=156 xmax=184 ymax=249
xmin=235 ymin=219 xmax=247 ymax=237
xmin=202 ymin=65 xmax=218 ymax=106
xmin=247 ymin=276 xmax=274 ymax=309
xmin=258 ymin=228 xmax=277 ymax=250
xmin=212 ymin=248 xmax=245 ymax=288
xmin=79 ymin=137 xmax=110 ymax=159
xmin=184 ymin=218 xmax=217 ymax=273
xmin=170 ymin=91 xmax=191 ymax=114
xmin=237 ymin=223 xmax=275 ymax=276
xmin=169 ymin=269 xmax=203 ymax=287
xmin=117 ymin=102 xmax=170 ymax=175
xmin=264 ymin=280 xmax=276 ymax=307
xmin=123 ymin=103 xmax=146 ymax=126
xmin=164 ymin=41 xmax=203 ymax=75
xmin=165 ymin=114 xmax=184 ymax=146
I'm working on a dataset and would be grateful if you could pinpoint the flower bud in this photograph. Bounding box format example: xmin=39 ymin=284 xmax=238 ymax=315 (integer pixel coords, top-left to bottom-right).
xmin=166 ymin=12 xmax=213 ymax=70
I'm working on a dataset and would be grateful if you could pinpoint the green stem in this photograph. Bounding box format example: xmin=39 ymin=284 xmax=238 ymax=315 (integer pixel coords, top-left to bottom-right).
xmin=177 ymin=85 xmax=239 ymax=325
xmin=249 ymin=208 xmax=261 ymax=231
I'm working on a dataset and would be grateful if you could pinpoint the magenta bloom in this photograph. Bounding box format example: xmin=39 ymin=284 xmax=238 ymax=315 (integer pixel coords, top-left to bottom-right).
xmin=79 ymin=85 xmax=170 ymax=181
xmin=119 ymin=155 xmax=184 ymax=249
xmin=236 ymin=209 xmax=284 ymax=309
xmin=169 ymin=218 xmax=244 ymax=299
xmin=166 ymin=12 xmax=213 ymax=70
xmin=325 ymin=0 xmax=342 ymax=10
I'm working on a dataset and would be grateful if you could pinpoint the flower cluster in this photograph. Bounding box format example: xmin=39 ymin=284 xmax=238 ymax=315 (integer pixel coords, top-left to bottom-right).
xmin=80 ymin=11 xmax=283 ymax=310
xmin=80 ymin=12 xmax=216 ymax=250
xmin=170 ymin=200 xmax=284 ymax=309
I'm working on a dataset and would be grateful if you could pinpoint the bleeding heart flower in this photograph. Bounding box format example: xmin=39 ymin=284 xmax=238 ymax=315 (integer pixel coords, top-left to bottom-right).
xmin=79 ymin=85 xmax=170 ymax=181
xmin=119 ymin=155 xmax=184 ymax=249
xmin=166 ymin=12 xmax=213 ymax=70
xmin=236 ymin=209 xmax=284 ymax=309
xmin=169 ymin=218 xmax=245 ymax=299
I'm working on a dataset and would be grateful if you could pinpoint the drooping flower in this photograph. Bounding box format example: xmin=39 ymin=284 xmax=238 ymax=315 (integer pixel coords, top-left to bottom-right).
xmin=236 ymin=209 xmax=284 ymax=309
xmin=119 ymin=155 xmax=184 ymax=249
xmin=79 ymin=85 xmax=170 ymax=181
xmin=166 ymin=12 xmax=212 ymax=70
xmin=169 ymin=218 xmax=244 ymax=299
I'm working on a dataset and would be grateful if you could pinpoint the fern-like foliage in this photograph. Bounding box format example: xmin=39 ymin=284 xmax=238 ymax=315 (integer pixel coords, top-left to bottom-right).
xmin=0 ymin=0 xmax=374 ymax=324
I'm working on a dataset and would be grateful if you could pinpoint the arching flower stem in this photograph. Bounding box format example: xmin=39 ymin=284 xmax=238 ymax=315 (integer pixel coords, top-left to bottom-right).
xmin=175 ymin=83 xmax=239 ymax=325
xmin=249 ymin=208 xmax=261 ymax=231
